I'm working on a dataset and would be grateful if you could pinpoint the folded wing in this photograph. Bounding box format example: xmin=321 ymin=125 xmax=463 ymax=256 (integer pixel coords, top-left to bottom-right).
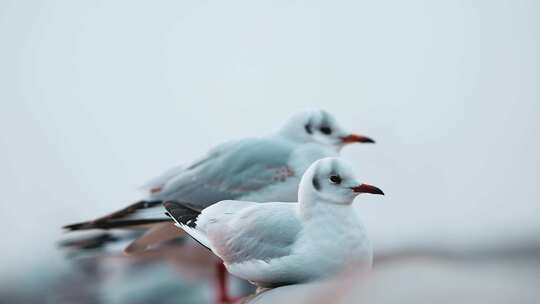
xmin=165 ymin=200 xmax=302 ymax=265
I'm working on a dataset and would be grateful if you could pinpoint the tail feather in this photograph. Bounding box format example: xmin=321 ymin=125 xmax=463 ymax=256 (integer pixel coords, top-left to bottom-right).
xmin=164 ymin=201 xmax=211 ymax=251
xmin=63 ymin=200 xmax=168 ymax=231
xmin=58 ymin=231 xmax=143 ymax=252
xmin=59 ymin=233 xmax=120 ymax=250
xmin=63 ymin=219 xmax=170 ymax=231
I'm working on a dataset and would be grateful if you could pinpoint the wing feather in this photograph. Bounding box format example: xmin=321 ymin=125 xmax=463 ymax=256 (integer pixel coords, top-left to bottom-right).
xmin=154 ymin=139 xmax=294 ymax=208
xmin=199 ymin=201 xmax=302 ymax=264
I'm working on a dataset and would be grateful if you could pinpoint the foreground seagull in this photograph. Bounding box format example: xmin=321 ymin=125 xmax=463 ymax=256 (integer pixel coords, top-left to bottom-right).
xmin=165 ymin=157 xmax=384 ymax=288
xmin=63 ymin=109 xmax=375 ymax=253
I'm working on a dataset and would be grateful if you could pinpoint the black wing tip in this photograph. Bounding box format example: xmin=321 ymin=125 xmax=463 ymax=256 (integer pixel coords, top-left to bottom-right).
xmin=62 ymin=200 xmax=166 ymax=232
xmin=163 ymin=201 xmax=201 ymax=215
xmin=163 ymin=201 xmax=185 ymax=222
xmin=62 ymin=219 xmax=170 ymax=231
xmin=163 ymin=201 xmax=182 ymax=211
xmin=163 ymin=201 xmax=200 ymax=228
xmin=62 ymin=222 xmax=92 ymax=231
xmin=58 ymin=232 xmax=120 ymax=250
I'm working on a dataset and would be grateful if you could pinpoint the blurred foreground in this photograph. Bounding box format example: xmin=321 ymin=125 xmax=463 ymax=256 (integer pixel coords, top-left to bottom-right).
xmin=2 ymin=237 xmax=539 ymax=304
xmin=246 ymin=238 xmax=540 ymax=304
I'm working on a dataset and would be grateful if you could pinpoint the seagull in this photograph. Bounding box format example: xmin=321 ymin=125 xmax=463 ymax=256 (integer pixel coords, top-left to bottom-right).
xmin=63 ymin=109 xmax=375 ymax=251
xmin=164 ymin=157 xmax=384 ymax=288
xmin=62 ymin=109 xmax=375 ymax=302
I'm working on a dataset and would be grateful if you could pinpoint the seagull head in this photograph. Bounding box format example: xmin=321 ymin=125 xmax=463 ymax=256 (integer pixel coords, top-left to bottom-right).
xmin=277 ymin=109 xmax=375 ymax=150
xmin=299 ymin=157 xmax=384 ymax=205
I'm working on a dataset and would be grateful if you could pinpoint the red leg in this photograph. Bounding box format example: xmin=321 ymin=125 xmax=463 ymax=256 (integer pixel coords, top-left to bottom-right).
xmin=215 ymin=262 xmax=235 ymax=303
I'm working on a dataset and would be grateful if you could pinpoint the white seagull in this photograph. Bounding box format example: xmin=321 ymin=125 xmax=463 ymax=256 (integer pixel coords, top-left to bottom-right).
xmin=164 ymin=157 xmax=384 ymax=288
xmin=63 ymin=109 xmax=375 ymax=253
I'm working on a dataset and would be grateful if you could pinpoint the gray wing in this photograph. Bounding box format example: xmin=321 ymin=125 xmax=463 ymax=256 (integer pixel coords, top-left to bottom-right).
xmin=155 ymin=138 xmax=294 ymax=207
xmin=198 ymin=201 xmax=302 ymax=264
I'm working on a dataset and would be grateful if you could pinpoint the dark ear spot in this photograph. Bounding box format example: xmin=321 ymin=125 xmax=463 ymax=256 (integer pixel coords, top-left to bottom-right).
xmin=312 ymin=176 xmax=320 ymax=191
xmin=304 ymin=123 xmax=312 ymax=134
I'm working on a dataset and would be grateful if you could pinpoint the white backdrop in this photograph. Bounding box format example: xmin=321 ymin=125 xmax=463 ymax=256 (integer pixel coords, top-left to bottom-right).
xmin=0 ymin=0 xmax=539 ymax=279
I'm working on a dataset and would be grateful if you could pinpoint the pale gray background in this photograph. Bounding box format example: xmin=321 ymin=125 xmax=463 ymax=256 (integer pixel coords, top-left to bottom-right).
xmin=0 ymin=0 xmax=539 ymax=283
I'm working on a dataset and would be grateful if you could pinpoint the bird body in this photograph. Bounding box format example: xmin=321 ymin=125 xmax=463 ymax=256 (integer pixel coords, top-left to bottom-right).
xmin=165 ymin=157 xmax=383 ymax=287
xmin=223 ymin=202 xmax=372 ymax=287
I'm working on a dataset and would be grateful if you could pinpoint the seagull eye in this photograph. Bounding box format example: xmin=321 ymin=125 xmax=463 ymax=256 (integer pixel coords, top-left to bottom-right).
xmin=329 ymin=175 xmax=342 ymax=184
xmin=320 ymin=126 xmax=332 ymax=135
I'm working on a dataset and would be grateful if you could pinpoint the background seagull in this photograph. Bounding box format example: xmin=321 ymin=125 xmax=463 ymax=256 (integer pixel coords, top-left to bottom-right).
xmin=63 ymin=109 xmax=375 ymax=254
xmin=165 ymin=157 xmax=384 ymax=288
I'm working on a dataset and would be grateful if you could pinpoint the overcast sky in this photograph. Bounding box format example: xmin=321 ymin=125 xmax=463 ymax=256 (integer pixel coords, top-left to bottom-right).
xmin=0 ymin=0 xmax=539 ymax=279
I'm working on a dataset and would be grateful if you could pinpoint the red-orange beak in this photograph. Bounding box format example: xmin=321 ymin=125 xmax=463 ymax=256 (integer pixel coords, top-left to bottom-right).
xmin=341 ymin=134 xmax=375 ymax=144
xmin=350 ymin=183 xmax=384 ymax=195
